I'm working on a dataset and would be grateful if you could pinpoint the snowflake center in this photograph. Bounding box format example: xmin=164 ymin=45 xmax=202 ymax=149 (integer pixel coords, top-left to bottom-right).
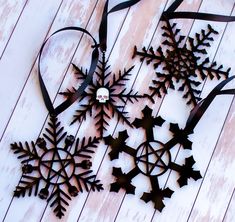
xmin=96 ymin=87 xmax=109 ymax=103
xmin=135 ymin=141 xmax=171 ymax=176
xmin=39 ymin=148 xmax=75 ymax=185
xmin=167 ymin=49 xmax=195 ymax=75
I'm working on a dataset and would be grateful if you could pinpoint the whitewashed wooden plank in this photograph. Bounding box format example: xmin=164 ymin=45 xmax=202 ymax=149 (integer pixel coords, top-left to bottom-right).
xmin=188 ymin=97 xmax=235 ymax=221
xmin=0 ymin=1 xmax=99 ymax=221
xmin=0 ymin=0 xmax=27 ymax=58
xmin=0 ymin=0 xmax=235 ymax=221
xmin=151 ymin=1 xmax=235 ymax=222
xmin=223 ymin=189 xmax=235 ymax=222
xmin=0 ymin=0 xmax=63 ymax=138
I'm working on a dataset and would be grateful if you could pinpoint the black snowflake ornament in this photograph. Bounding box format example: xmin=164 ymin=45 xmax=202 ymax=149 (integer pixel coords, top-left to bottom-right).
xmin=11 ymin=116 xmax=103 ymax=218
xmin=133 ymin=21 xmax=231 ymax=106
xmin=104 ymin=106 xmax=202 ymax=211
xmin=61 ymin=52 xmax=150 ymax=137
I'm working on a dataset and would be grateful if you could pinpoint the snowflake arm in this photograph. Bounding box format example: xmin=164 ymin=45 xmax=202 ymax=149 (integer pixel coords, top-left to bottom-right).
xmin=104 ymin=130 xmax=136 ymax=160
xmin=43 ymin=117 xmax=67 ymax=147
xmin=71 ymin=101 xmax=96 ymax=124
xmin=94 ymin=103 xmax=111 ymax=136
xmin=47 ymin=186 xmax=71 ymax=219
xmin=110 ymin=167 xmax=139 ymax=194
xmin=108 ymin=102 xmax=132 ymax=127
xmin=111 ymin=89 xmax=147 ymax=104
xmin=169 ymin=156 xmax=202 ymax=187
xmin=11 ymin=141 xmax=39 ymax=163
xmin=141 ymin=176 xmax=173 ymax=211
xmin=149 ymin=72 xmax=175 ymax=98
xmin=197 ymin=59 xmax=230 ymax=80
xmin=96 ymin=52 xmax=111 ymax=85
xmin=14 ymin=175 xmax=41 ymax=197
xmin=109 ymin=66 xmax=134 ymax=89
xmin=75 ymin=170 xmax=103 ymax=192
xmin=188 ymin=24 xmax=218 ymax=54
xmin=73 ymin=137 xmax=99 ymax=158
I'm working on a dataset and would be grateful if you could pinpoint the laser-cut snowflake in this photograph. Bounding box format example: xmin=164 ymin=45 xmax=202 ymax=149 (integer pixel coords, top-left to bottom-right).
xmin=60 ymin=52 xmax=149 ymax=137
xmin=11 ymin=116 xmax=103 ymax=219
xmin=104 ymin=106 xmax=202 ymax=211
xmin=133 ymin=21 xmax=230 ymax=106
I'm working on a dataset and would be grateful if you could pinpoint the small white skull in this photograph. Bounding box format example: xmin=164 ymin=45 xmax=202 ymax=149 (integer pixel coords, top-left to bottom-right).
xmin=96 ymin=87 xmax=109 ymax=103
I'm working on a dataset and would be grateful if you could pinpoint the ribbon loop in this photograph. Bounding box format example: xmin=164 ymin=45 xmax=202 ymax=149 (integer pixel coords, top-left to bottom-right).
xmin=38 ymin=27 xmax=99 ymax=116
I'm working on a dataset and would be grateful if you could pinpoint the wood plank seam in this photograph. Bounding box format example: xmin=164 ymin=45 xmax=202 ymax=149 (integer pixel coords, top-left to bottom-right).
xmin=222 ymin=187 xmax=235 ymax=221
xmin=186 ymin=4 xmax=235 ymax=220
xmin=186 ymin=96 xmax=234 ymax=220
xmin=0 ymin=0 xmax=29 ymax=59
xmin=0 ymin=0 xmax=64 ymax=143
xmin=1 ymin=0 xmax=66 ymax=219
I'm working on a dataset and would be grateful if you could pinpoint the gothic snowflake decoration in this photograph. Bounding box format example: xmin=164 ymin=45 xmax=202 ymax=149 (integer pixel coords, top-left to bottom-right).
xmin=104 ymin=106 xmax=202 ymax=211
xmin=133 ymin=21 xmax=230 ymax=106
xmin=61 ymin=52 xmax=149 ymax=137
xmin=11 ymin=117 xmax=103 ymax=219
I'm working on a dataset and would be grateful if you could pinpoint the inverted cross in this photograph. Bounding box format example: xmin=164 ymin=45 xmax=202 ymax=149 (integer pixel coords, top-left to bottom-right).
xmin=132 ymin=106 xmax=165 ymax=141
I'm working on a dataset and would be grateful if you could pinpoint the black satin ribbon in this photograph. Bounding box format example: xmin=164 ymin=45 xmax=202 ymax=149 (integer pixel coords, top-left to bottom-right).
xmin=38 ymin=27 xmax=99 ymax=116
xmin=185 ymin=76 xmax=235 ymax=133
xmin=38 ymin=0 xmax=142 ymax=116
xmin=162 ymin=0 xmax=235 ymax=22
xmin=99 ymin=0 xmax=141 ymax=52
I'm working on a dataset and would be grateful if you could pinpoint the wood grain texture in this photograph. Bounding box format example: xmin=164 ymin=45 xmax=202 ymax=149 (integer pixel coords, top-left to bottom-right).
xmin=0 ymin=0 xmax=63 ymax=137
xmin=0 ymin=0 xmax=235 ymax=221
xmin=0 ymin=0 xmax=27 ymax=58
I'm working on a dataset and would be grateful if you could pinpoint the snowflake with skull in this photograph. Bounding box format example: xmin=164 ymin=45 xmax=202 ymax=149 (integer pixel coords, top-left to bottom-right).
xmin=61 ymin=52 xmax=149 ymax=137
xmin=133 ymin=21 xmax=230 ymax=106
xmin=104 ymin=106 xmax=202 ymax=211
xmin=11 ymin=116 xmax=103 ymax=219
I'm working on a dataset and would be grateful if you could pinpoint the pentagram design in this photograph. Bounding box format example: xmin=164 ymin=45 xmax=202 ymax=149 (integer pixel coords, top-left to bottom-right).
xmin=39 ymin=148 xmax=75 ymax=185
xmin=104 ymin=106 xmax=202 ymax=211
xmin=11 ymin=117 xmax=103 ymax=218
xmin=135 ymin=141 xmax=171 ymax=176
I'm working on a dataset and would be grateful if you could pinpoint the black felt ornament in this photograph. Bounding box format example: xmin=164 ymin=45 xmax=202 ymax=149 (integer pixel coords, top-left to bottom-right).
xmin=61 ymin=52 xmax=149 ymax=137
xmin=133 ymin=0 xmax=235 ymax=107
xmin=133 ymin=22 xmax=230 ymax=106
xmin=12 ymin=116 xmax=102 ymax=218
xmin=104 ymin=76 xmax=235 ymax=211
xmin=10 ymin=24 xmax=102 ymax=220
xmin=60 ymin=0 xmax=147 ymax=137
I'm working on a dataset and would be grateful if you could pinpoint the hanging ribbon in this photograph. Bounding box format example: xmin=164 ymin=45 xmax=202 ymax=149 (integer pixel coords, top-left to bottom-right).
xmin=38 ymin=0 xmax=142 ymax=116
xmin=185 ymin=76 xmax=235 ymax=133
xmin=99 ymin=0 xmax=141 ymax=52
xmin=162 ymin=0 xmax=235 ymax=22
xmin=38 ymin=27 xmax=99 ymax=117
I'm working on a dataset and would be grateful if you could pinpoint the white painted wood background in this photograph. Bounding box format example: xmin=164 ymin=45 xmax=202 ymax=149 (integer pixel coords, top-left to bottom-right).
xmin=0 ymin=0 xmax=235 ymax=221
